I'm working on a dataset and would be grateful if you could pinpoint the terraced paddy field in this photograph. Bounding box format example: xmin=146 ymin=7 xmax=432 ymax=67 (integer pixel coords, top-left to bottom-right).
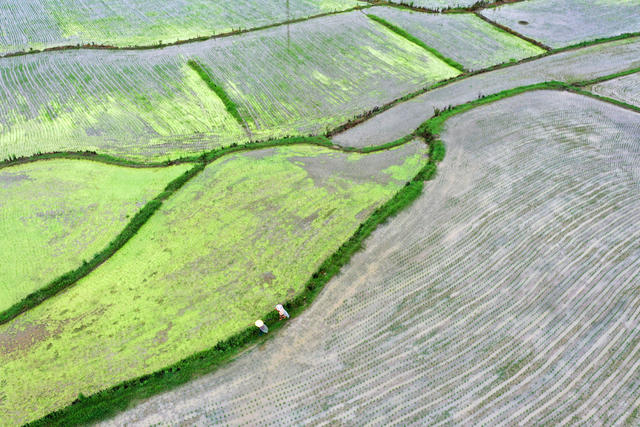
xmin=590 ymin=72 xmax=640 ymax=108
xmin=186 ymin=12 xmax=460 ymax=141
xmin=0 ymin=11 xmax=458 ymax=161
xmin=333 ymin=36 xmax=640 ymax=147
xmin=105 ymin=90 xmax=640 ymax=425
xmin=0 ymin=160 xmax=190 ymax=314
xmin=367 ymin=7 xmax=544 ymax=71
xmin=480 ymin=0 xmax=640 ymax=48
xmin=0 ymin=142 xmax=429 ymax=425
xmin=0 ymin=52 xmax=248 ymax=161
xmin=0 ymin=0 xmax=363 ymax=54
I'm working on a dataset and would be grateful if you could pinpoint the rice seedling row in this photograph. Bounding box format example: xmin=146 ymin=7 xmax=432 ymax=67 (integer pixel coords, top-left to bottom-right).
xmin=0 ymin=160 xmax=190 ymax=313
xmin=333 ymin=36 xmax=640 ymax=147
xmin=0 ymin=11 xmax=458 ymax=162
xmin=0 ymin=0 xmax=364 ymax=55
xmin=383 ymin=0 xmax=488 ymax=11
xmin=185 ymin=12 xmax=460 ymax=141
xmin=589 ymin=71 xmax=640 ymax=108
xmin=0 ymin=141 xmax=429 ymax=425
xmin=479 ymin=0 xmax=640 ymax=48
xmin=104 ymin=91 xmax=640 ymax=425
xmin=367 ymin=7 xmax=544 ymax=71
xmin=0 ymin=49 xmax=248 ymax=161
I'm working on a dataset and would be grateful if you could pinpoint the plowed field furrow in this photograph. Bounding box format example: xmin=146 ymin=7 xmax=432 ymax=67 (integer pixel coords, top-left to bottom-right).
xmin=104 ymin=91 xmax=640 ymax=425
xmin=332 ymin=36 xmax=640 ymax=147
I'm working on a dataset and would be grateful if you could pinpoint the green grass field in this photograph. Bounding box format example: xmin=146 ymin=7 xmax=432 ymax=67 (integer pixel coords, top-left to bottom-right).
xmin=0 ymin=142 xmax=428 ymax=425
xmin=0 ymin=160 xmax=190 ymax=313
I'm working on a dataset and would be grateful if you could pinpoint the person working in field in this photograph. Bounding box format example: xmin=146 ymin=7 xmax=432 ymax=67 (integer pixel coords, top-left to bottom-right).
xmin=276 ymin=304 xmax=289 ymax=320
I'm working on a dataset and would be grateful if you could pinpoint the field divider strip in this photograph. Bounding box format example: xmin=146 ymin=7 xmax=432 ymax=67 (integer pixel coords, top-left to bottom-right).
xmin=366 ymin=13 xmax=466 ymax=72
xmin=359 ymin=0 xmax=529 ymax=14
xmin=0 ymin=150 xmax=198 ymax=170
xmin=565 ymin=86 xmax=640 ymax=115
xmin=473 ymin=11 xmax=551 ymax=50
xmin=187 ymin=60 xmax=253 ymax=138
xmin=571 ymin=66 xmax=640 ymax=87
xmin=0 ymin=5 xmax=372 ymax=60
xmin=26 ymin=78 xmax=609 ymax=427
xmin=548 ymin=32 xmax=640 ymax=55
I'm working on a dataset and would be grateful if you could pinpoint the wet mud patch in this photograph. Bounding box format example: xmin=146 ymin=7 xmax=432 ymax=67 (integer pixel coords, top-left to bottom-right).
xmin=0 ymin=320 xmax=59 ymax=355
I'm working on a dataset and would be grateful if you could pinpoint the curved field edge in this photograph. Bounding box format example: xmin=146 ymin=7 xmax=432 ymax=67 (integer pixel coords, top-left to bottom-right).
xmin=0 ymin=136 xmax=337 ymax=325
xmin=25 ymin=80 xmax=612 ymax=427
xmin=0 ymin=35 xmax=637 ymax=168
xmin=0 ymin=4 xmax=371 ymax=59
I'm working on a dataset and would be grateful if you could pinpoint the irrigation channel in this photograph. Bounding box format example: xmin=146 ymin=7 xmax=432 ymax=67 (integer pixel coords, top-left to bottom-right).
xmin=101 ymin=89 xmax=640 ymax=426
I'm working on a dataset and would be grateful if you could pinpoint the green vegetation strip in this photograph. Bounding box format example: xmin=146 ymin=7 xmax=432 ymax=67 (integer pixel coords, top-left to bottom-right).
xmin=549 ymin=32 xmax=640 ymax=55
xmin=566 ymin=86 xmax=640 ymax=115
xmin=187 ymin=60 xmax=246 ymax=129
xmin=27 ymin=78 xmax=596 ymax=427
xmin=366 ymin=13 xmax=466 ymax=72
xmin=571 ymin=66 xmax=640 ymax=87
xmin=0 ymin=162 xmax=203 ymax=325
xmin=0 ymin=150 xmax=185 ymax=170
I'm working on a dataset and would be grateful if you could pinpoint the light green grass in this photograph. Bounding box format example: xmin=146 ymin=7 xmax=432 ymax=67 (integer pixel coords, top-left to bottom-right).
xmin=0 ymin=160 xmax=191 ymax=313
xmin=0 ymin=142 xmax=428 ymax=425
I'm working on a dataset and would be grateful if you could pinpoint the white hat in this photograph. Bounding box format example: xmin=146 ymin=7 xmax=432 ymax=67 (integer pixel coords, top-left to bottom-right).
xmin=275 ymin=304 xmax=283 ymax=310
xmin=255 ymin=320 xmax=264 ymax=327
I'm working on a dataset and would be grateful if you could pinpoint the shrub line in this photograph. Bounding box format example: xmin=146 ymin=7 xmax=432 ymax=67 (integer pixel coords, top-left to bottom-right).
xmin=0 ymin=150 xmax=195 ymax=170
xmin=366 ymin=13 xmax=466 ymax=72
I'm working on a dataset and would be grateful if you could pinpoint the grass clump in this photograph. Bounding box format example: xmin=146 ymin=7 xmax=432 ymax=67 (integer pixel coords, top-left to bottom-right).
xmin=367 ymin=13 xmax=466 ymax=72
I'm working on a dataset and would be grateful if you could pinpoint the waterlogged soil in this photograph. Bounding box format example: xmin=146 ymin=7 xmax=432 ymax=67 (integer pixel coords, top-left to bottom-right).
xmin=0 ymin=142 xmax=429 ymax=425
xmin=589 ymin=71 xmax=640 ymax=108
xmin=480 ymin=0 xmax=640 ymax=48
xmin=332 ymin=36 xmax=640 ymax=147
xmin=104 ymin=91 xmax=640 ymax=425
